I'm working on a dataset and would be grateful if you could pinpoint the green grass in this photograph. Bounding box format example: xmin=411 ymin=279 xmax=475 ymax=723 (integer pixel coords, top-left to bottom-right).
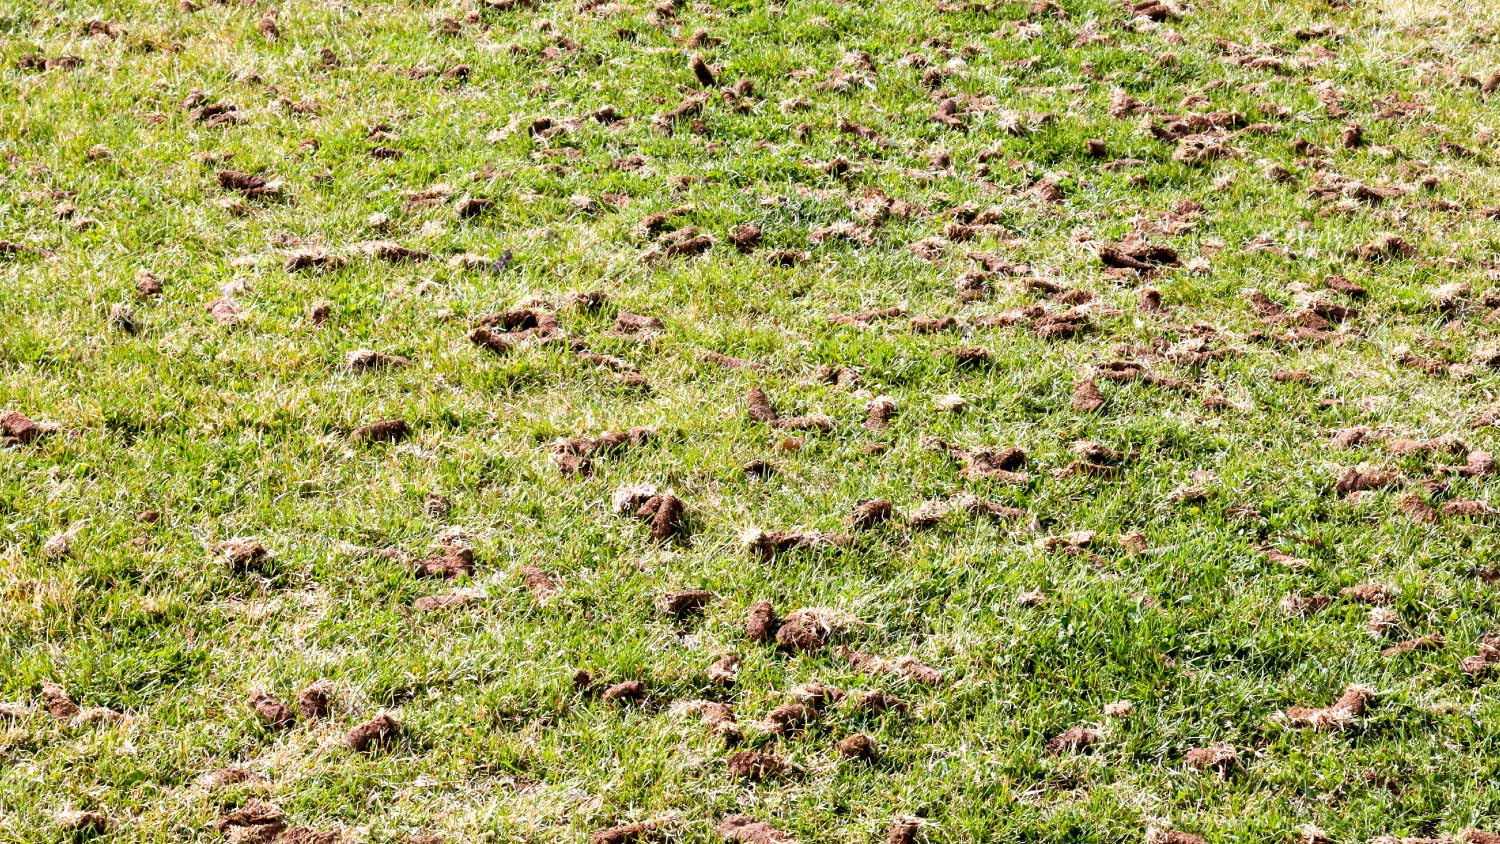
xmin=5 ymin=0 xmax=1500 ymax=841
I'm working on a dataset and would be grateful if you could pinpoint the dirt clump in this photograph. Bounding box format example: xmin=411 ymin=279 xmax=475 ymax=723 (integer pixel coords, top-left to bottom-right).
xmin=1354 ymin=233 xmax=1414 ymax=261
xmin=707 ymin=654 xmax=740 ymax=686
xmin=717 ymin=816 xmax=790 ymax=844
xmin=1381 ymin=633 xmax=1444 ymax=657
xmin=745 ymin=601 xmax=779 ymax=641
xmin=278 ymin=830 xmax=340 ymax=844
xmin=351 ymin=419 xmax=409 ymax=443
xmin=698 ymin=700 xmax=740 ymax=739
xmin=212 ymin=800 xmax=285 ymax=840
xmin=865 ymin=396 xmax=897 ymax=430
xmin=41 ymin=681 xmax=80 ymax=721
xmin=1184 ymin=743 xmax=1239 ymax=773
xmin=3 ymin=410 xmax=56 ymax=446
xmin=591 ymin=819 xmax=667 ymax=844
xmin=850 ymin=689 xmax=907 ymax=715
xmin=765 ymin=701 xmax=817 ymax=734
xmin=1335 ymin=467 xmax=1400 ymax=494
xmin=297 ymin=682 xmax=332 ymax=720
xmin=517 ymin=565 xmax=556 ymax=598
xmin=947 ymin=444 xmax=1029 ymax=482
xmin=414 ymin=593 xmax=472 ymax=612
xmin=836 ymin=733 xmax=878 ymax=760
xmin=602 ymin=680 xmax=646 ymax=703
xmin=774 ymin=608 xmax=849 ymax=653
xmin=847 ymin=499 xmax=895 ymax=530
xmin=342 ymin=350 xmax=411 ymax=372
xmin=1461 ymin=637 xmax=1500 ymax=677
xmin=1071 ymin=378 xmax=1105 ymax=412
xmin=1046 ymin=725 xmax=1099 ymax=754
xmin=1442 ymin=499 xmax=1496 ymax=518
xmin=1340 ymin=583 xmax=1393 ymax=605
xmin=345 ymin=714 xmax=400 ymax=751
xmin=837 ymin=647 xmax=942 ymax=685
xmin=551 ymin=427 xmax=653 ymax=475
xmin=1285 ymin=685 xmax=1373 ymax=729
xmin=657 ymin=589 xmax=714 ymax=617
xmin=633 ymin=493 xmax=687 ymax=542
xmin=415 ymin=545 xmax=474 ymax=579
xmin=886 ymin=819 xmax=923 ymax=844
xmin=249 ymin=692 xmax=295 ymax=728
xmin=727 ymin=749 xmax=789 ymax=780
xmin=216 ymin=170 xmax=281 ymax=198
xmin=745 ymin=529 xmax=852 ymax=558
xmin=1280 ymin=594 xmax=1333 ymax=616
xmin=908 ymin=494 xmax=1026 ymax=528
xmin=1098 ymin=237 xmax=1179 ymax=272
xmin=218 ymin=539 xmax=271 ymax=574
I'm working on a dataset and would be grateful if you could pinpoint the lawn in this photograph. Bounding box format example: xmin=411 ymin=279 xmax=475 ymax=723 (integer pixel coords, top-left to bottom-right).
xmin=4 ymin=0 xmax=1500 ymax=841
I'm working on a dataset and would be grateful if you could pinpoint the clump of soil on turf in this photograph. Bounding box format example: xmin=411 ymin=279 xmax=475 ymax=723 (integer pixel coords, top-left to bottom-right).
xmin=297 ymin=682 xmax=332 ymax=720
xmin=707 ymin=654 xmax=740 ymax=687
xmin=744 ymin=529 xmax=852 ymax=559
xmin=773 ymin=607 xmax=855 ymax=652
xmin=1285 ymin=685 xmax=1373 ymax=730
xmin=345 ymin=714 xmax=400 ymax=751
xmin=1340 ymin=583 xmax=1393 ymax=605
xmin=341 ymin=350 xmax=412 ymax=372
xmin=1335 ymin=467 xmax=1400 ymax=494
xmin=717 ymin=816 xmax=790 ymax=844
xmin=908 ymin=494 xmax=1026 ymax=528
xmin=865 ymin=396 xmax=897 ymax=430
xmin=41 ymin=681 xmax=79 ymax=721
xmin=1381 ymin=633 xmax=1444 ymax=658
xmin=212 ymin=800 xmax=285 ymax=840
xmin=745 ymin=601 xmax=779 ymax=641
xmin=249 ymin=692 xmax=295 ymax=728
xmin=849 ymin=689 xmax=908 ymax=715
xmin=602 ymin=680 xmax=646 ymax=703
xmin=634 ymin=492 xmax=688 ymax=542
xmin=847 ymin=499 xmax=895 ymax=530
xmin=520 ymin=565 xmax=557 ymax=598
xmin=657 ymin=589 xmax=713 ymax=617
xmin=413 ymin=593 xmax=472 ymax=612
xmin=591 ymin=819 xmax=669 ymax=844
xmin=1461 ymin=637 xmax=1500 ymax=677
xmin=1280 ymin=594 xmax=1333 ymax=616
xmin=1184 ymin=744 xmax=1238 ymax=773
xmin=886 ymin=819 xmax=923 ymax=844
xmin=727 ymin=749 xmax=789 ymax=780
xmin=1045 ymin=725 xmax=1099 ymax=754
xmin=351 ymin=419 xmax=410 ymax=443
xmin=836 ymin=733 xmax=878 ymax=760
xmin=551 ymin=427 xmax=653 ymax=474
xmin=0 ymin=410 xmax=57 ymax=446
xmin=218 ymin=539 xmax=271 ymax=574
xmin=415 ymin=544 xmax=474 ymax=579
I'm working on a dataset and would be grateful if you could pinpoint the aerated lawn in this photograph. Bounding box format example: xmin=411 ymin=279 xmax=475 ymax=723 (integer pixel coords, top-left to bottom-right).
xmin=4 ymin=0 xmax=1500 ymax=841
